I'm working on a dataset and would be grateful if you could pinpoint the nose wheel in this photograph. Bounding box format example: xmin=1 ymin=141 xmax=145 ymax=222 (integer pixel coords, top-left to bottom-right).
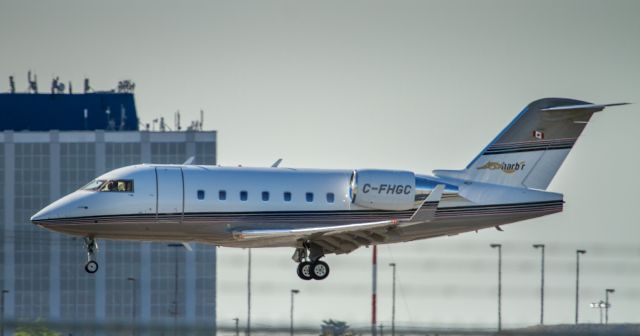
xmin=293 ymin=245 xmax=330 ymax=281
xmin=85 ymin=260 xmax=99 ymax=273
xmin=83 ymin=237 xmax=99 ymax=274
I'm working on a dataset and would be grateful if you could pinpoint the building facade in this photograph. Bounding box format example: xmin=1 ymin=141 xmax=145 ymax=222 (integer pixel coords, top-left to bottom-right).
xmin=1 ymin=130 xmax=217 ymax=333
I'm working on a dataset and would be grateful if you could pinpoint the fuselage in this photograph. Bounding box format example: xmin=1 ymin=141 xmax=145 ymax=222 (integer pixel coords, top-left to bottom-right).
xmin=31 ymin=164 xmax=563 ymax=248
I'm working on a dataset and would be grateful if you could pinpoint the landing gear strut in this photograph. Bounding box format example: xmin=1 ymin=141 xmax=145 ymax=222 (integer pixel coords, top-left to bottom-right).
xmin=292 ymin=243 xmax=330 ymax=281
xmin=84 ymin=237 xmax=99 ymax=273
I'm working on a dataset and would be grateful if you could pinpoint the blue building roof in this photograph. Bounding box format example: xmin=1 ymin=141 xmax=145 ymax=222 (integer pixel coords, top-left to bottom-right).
xmin=0 ymin=92 xmax=139 ymax=131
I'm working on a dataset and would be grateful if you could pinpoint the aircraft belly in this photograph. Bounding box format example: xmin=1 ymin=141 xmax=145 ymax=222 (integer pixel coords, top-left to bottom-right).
xmin=33 ymin=199 xmax=562 ymax=249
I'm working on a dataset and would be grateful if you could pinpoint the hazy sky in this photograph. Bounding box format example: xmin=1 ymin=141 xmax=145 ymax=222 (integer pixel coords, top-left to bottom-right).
xmin=1 ymin=0 xmax=639 ymax=329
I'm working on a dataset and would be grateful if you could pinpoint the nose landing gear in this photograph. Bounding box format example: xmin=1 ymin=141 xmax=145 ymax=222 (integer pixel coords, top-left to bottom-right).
xmin=292 ymin=243 xmax=330 ymax=281
xmin=83 ymin=237 xmax=99 ymax=274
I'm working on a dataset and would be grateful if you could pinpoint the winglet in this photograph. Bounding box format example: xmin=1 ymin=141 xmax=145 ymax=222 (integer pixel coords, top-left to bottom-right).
xmin=271 ymin=158 xmax=283 ymax=168
xmin=409 ymin=184 xmax=444 ymax=222
xmin=183 ymin=156 xmax=196 ymax=165
xmin=182 ymin=242 xmax=193 ymax=251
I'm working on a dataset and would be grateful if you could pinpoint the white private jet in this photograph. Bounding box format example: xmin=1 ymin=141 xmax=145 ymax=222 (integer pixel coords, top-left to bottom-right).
xmin=32 ymin=98 xmax=628 ymax=280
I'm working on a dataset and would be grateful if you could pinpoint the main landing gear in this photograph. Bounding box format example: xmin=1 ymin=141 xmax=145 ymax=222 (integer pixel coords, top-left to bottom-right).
xmin=292 ymin=243 xmax=330 ymax=281
xmin=84 ymin=237 xmax=99 ymax=273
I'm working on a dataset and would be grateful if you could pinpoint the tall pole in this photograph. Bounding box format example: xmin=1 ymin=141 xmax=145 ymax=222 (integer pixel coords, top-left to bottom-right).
xmin=372 ymin=245 xmax=378 ymax=336
xmin=247 ymin=249 xmax=252 ymax=336
xmin=290 ymin=289 xmax=299 ymax=336
xmin=233 ymin=318 xmax=239 ymax=336
xmin=1 ymin=290 xmax=8 ymax=336
xmin=490 ymin=244 xmax=502 ymax=332
xmin=533 ymin=244 xmax=545 ymax=325
xmin=605 ymin=289 xmax=615 ymax=324
xmin=168 ymin=243 xmax=183 ymax=336
xmin=389 ymin=263 xmax=396 ymax=336
xmin=600 ymin=303 xmax=604 ymax=324
xmin=575 ymin=249 xmax=586 ymax=324
xmin=591 ymin=301 xmax=605 ymax=324
xmin=173 ymin=245 xmax=179 ymax=336
xmin=127 ymin=277 xmax=137 ymax=336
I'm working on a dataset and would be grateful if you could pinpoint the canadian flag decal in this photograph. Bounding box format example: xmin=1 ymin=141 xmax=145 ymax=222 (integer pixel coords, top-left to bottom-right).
xmin=533 ymin=130 xmax=544 ymax=140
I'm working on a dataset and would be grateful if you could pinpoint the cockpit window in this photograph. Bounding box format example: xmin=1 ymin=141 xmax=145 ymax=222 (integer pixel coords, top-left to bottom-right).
xmin=82 ymin=179 xmax=105 ymax=191
xmin=82 ymin=179 xmax=133 ymax=192
xmin=102 ymin=180 xmax=134 ymax=192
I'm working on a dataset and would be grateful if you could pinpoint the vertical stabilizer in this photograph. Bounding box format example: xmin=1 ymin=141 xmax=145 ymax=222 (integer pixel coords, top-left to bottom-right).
xmin=434 ymin=98 xmax=629 ymax=190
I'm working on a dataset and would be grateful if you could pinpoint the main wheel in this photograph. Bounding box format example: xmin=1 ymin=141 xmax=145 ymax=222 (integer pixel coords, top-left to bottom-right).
xmin=297 ymin=261 xmax=313 ymax=280
xmin=85 ymin=260 xmax=99 ymax=273
xmin=310 ymin=260 xmax=330 ymax=280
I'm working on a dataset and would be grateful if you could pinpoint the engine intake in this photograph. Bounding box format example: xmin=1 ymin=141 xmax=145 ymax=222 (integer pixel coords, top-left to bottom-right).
xmin=350 ymin=169 xmax=416 ymax=211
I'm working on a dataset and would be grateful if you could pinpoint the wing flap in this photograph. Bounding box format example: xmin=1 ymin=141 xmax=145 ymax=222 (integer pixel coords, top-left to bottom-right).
xmin=232 ymin=219 xmax=399 ymax=241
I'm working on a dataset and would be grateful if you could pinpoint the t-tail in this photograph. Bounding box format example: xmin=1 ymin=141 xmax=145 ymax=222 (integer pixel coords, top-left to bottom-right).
xmin=434 ymin=98 xmax=629 ymax=190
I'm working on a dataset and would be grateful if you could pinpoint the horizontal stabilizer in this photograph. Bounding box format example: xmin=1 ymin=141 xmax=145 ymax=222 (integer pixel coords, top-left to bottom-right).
xmin=541 ymin=102 xmax=630 ymax=112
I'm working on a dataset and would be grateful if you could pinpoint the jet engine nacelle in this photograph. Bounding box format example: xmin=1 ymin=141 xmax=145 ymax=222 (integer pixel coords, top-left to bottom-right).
xmin=351 ymin=169 xmax=416 ymax=211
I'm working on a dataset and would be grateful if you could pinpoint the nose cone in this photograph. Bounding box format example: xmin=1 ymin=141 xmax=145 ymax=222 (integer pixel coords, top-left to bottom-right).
xmin=31 ymin=191 xmax=90 ymax=225
xmin=31 ymin=205 xmax=57 ymax=222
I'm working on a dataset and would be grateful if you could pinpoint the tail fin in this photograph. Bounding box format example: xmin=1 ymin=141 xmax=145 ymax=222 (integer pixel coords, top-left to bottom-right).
xmin=434 ymin=98 xmax=629 ymax=190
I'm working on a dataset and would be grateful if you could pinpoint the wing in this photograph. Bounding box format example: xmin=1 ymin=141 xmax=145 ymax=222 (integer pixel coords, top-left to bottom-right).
xmin=232 ymin=185 xmax=445 ymax=255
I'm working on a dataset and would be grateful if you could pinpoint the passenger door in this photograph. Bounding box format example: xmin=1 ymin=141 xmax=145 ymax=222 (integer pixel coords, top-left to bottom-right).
xmin=156 ymin=167 xmax=184 ymax=223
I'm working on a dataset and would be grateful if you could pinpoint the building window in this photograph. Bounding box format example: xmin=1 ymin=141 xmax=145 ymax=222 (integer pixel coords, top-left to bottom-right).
xmin=197 ymin=190 xmax=205 ymax=200
xmin=326 ymin=193 xmax=335 ymax=203
xmin=306 ymin=192 xmax=314 ymax=202
xmin=219 ymin=190 xmax=226 ymax=200
xmin=284 ymin=192 xmax=292 ymax=202
xmin=240 ymin=191 xmax=248 ymax=201
xmin=262 ymin=191 xmax=269 ymax=202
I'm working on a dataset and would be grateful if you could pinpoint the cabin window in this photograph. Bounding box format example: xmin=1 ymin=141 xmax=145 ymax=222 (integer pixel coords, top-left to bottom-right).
xmin=219 ymin=190 xmax=227 ymax=201
xmin=240 ymin=191 xmax=248 ymax=201
xmin=326 ymin=193 xmax=335 ymax=203
xmin=284 ymin=192 xmax=292 ymax=202
xmin=262 ymin=191 xmax=269 ymax=201
xmin=306 ymin=192 xmax=314 ymax=202
xmin=197 ymin=190 xmax=205 ymax=200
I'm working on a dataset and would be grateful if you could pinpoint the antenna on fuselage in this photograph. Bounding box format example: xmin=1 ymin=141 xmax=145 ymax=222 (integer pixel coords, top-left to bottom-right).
xmin=182 ymin=156 xmax=195 ymax=165
xmin=271 ymin=158 xmax=283 ymax=168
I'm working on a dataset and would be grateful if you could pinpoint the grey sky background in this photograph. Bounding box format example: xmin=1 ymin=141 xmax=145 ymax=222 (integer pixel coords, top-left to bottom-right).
xmin=1 ymin=0 xmax=639 ymax=329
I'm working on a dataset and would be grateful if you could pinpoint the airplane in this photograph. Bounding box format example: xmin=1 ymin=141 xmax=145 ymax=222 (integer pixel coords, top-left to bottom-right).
xmin=31 ymin=98 xmax=629 ymax=280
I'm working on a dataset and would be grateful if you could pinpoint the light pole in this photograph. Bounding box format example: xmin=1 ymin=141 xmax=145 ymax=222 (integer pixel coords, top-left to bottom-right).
xmin=290 ymin=289 xmax=299 ymax=336
xmin=532 ymin=244 xmax=545 ymax=325
xmin=127 ymin=277 xmax=137 ymax=336
xmin=388 ymin=263 xmax=396 ymax=336
xmin=372 ymin=246 xmax=377 ymax=336
xmin=575 ymin=249 xmax=586 ymax=324
xmin=1 ymin=289 xmax=8 ymax=336
xmin=233 ymin=318 xmax=240 ymax=336
xmin=605 ymin=289 xmax=615 ymax=324
xmin=168 ymin=243 xmax=183 ymax=336
xmin=490 ymin=244 xmax=502 ymax=332
xmin=590 ymin=300 xmax=606 ymax=324
xmin=247 ymin=248 xmax=252 ymax=336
